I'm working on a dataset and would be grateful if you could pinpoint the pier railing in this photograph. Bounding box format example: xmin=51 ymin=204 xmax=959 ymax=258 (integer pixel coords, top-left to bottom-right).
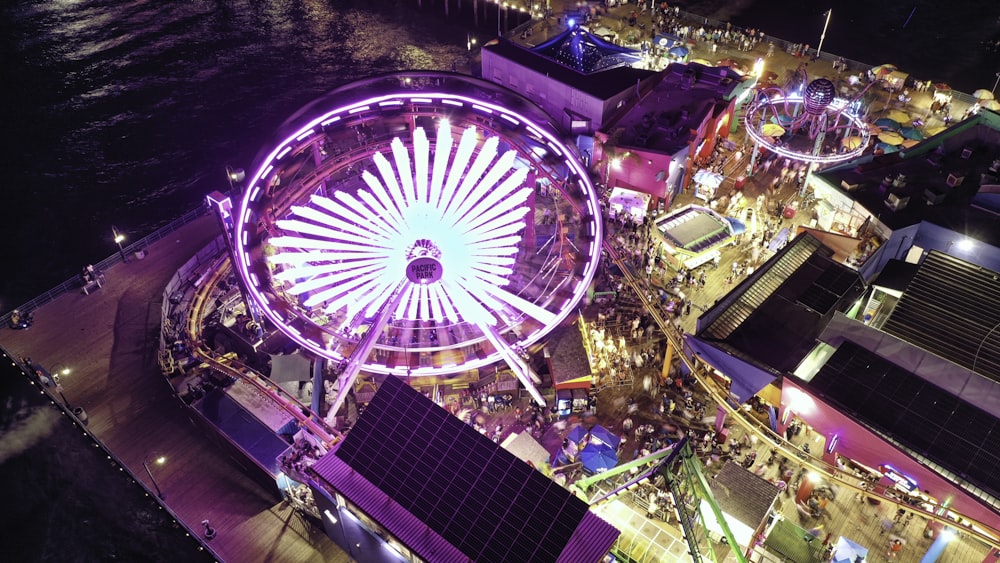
xmin=0 ymin=206 xmax=209 ymax=327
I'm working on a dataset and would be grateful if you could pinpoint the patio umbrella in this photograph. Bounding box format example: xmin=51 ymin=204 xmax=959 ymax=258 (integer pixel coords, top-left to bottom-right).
xmin=725 ymin=216 xmax=746 ymax=235
xmin=865 ymin=122 xmax=883 ymax=133
xmin=885 ymin=109 xmax=912 ymax=124
xmin=761 ymin=123 xmax=786 ymax=137
xmin=901 ymin=139 xmax=920 ymax=148
xmin=899 ymin=126 xmax=924 ymax=140
xmin=924 ymin=125 xmax=948 ymax=136
xmin=580 ymin=442 xmax=618 ymax=473
xmin=876 ymin=142 xmax=901 ymax=153
xmin=981 ymin=99 xmax=1000 ymax=111
xmin=841 ymin=136 xmax=864 ymax=150
xmin=933 ymin=82 xmax=951 ymax=92
xmin=566 ymin=424 xmax=589 ymax=445
xmin=973 ymin=89 xmax=995 ymax=100
xmin=691 ymin=58 xmax=712 ymax=66
xmin=872 ymin=63 xmax=897 ymax=77
xmin=877 ymin=130 xmax=904 ymax=145
xmin=831 ymin=536 xmax=869 ymax=563
xmin=668 ymin=45 xmax=689 ymax=58
xmin=875 ymin=118 xmax=901 ymax=130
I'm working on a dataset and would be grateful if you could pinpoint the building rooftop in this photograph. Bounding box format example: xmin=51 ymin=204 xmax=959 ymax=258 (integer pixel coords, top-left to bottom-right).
xmin=483 ymin=39 xmax=656 ymax=101
xmin=815 ymin=110 xmax=1000 ymax=248
xmin=529 ymin=26 xmax=643 ymax=74
xmin=709 ymin=461 xmax=780 ymax=530
xmin=880 ymin=250 xmax=1000 ymax=385
xmin=697 ymin=234 xmax=864 ymax=373
xmin=605 ymin=62 xmax=742 ymax=155
xmin=311 ymin=375 xmax=619 ymax=562
xmin=810 ymin=339 xmax=1000 ymax=500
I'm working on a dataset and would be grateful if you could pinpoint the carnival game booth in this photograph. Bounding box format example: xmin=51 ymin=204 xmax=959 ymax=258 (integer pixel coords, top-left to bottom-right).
xmin=654 ymin=204 xmax=737 ymax=269
xmin=546 ymin=323 xmax=594 ymax=417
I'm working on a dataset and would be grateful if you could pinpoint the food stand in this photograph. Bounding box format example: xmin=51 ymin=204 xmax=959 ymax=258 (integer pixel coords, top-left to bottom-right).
xmin=608 ymin=186 xmax=651 ymax=220
xmin=693 ymin=169 xmax=725 ymax=202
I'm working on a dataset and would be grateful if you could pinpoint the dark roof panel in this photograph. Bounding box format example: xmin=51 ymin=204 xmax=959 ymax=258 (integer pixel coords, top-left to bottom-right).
xmin=810 ymin=340 xmax=1000 ymax=498
xmin=484 ymin=40 xmax=656 ymax=101
xmin=325 ymin=375 xmax=618 ymax=562
xmin=881 ymin=250 xmax=1000 ymax=383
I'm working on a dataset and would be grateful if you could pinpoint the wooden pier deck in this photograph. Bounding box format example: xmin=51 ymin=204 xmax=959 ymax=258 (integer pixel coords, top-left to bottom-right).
xmin=0 ymin=215 xmax=345 ymax=563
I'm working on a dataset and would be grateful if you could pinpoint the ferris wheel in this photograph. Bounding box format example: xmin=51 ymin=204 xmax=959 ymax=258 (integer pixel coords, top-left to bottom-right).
xmin=232 ymin=73 xmax=603 ymax=409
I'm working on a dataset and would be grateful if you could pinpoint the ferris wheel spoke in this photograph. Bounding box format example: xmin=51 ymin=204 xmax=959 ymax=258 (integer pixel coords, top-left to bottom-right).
xmin=413 ymin=127 xmax=429 ymax=204
xmin=390 ymin=137 xmax=417 ymax=204
xmin=442 ymin=135 xmax=498 ymax=219
xmin=480 ymin=324 xmax=545 ymax=406
xmin=479 ymin=284 xmax=555 ymax=325
xmin=439 ymin=128 xmax=483 ymax=211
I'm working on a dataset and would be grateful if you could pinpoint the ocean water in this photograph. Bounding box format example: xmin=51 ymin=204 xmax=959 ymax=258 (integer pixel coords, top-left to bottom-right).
xmin=690 ymin=0 xmax=1000 ymax=90
xmin=0 ymin=0 xmax=997 ymax=309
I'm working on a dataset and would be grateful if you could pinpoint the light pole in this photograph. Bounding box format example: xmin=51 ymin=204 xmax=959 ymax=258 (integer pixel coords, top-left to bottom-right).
xmin=54 ymin=368 xmax=71 ymax=407
xmin=993 ymin=72 xmax=1000 ymax=95
xmin=495 ymin=0 xmax=505 ymax=37
xmin=112 ymin=225 xmax=127 ymax=262
xmin=143 ymin=455 xmax=166 ymax=499
xmin=225 ymin=165 xmax=245 ymax=194
xmin=467 ymin=34 xmax=476 ymax=51
xmin=815 ymin=10 xmax=831 ymax=61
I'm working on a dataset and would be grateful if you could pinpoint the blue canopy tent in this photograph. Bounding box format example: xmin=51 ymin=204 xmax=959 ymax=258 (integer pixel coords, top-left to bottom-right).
xmin=567 ymin=424 xmax=620 ymax=450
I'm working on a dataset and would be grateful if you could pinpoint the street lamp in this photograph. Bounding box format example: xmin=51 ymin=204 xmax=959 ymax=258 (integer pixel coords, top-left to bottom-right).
xmin=143 ymin=455 xmax=167 ymax=499
xmin=993 ymin=72 xmax=1000 ymax=95
xmin=112 ymin=225 xmax=127 ymax=262
xmin=467 ymin=34 xmax=477 ymax=51
xmin=54 ymin=367 xmax=71 ymax=407
xmin=225 ymin=165 xmax=245 ymax=194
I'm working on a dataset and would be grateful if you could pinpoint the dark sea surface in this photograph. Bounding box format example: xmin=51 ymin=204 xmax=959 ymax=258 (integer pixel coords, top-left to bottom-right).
xmin=0 ymin=360 xmax=215 ymax=562
xmin=1 ymin=0 xmax=998 ymax=309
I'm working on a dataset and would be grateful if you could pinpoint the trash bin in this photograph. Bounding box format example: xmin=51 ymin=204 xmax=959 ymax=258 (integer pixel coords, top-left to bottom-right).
xmin=134 ymin=249 xmax=147 ymax=260
xmin=73 ymin=407 xmax=88 ymax=425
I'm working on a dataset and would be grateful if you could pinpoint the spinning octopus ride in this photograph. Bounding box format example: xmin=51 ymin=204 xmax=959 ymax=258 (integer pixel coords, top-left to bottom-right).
xmin=231 ymin=72 xmax=603 ymax=411
xmin=744 ymin=67 xmax=876 ymax=165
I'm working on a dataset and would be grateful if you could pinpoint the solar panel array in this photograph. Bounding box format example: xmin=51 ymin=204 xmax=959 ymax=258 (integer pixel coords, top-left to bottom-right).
xmin=335 ymin=376 xmax=589 ymax=562
xmin=811 ymin=340 xmax=1000 ymax=497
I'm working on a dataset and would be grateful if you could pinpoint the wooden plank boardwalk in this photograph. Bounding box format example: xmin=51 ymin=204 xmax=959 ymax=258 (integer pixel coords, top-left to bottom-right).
xmin=0 ymin=215 xmax=346 ymax=563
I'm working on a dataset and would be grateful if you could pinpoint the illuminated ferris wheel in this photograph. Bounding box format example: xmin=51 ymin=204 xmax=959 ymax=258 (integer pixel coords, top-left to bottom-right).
xmin=232 ymin=73 xmax=603 ymax=408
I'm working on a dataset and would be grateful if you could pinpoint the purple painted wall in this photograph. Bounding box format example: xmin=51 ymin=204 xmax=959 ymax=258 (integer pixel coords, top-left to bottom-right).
xmin=779 ymin=379 xmax=1000 ymax=531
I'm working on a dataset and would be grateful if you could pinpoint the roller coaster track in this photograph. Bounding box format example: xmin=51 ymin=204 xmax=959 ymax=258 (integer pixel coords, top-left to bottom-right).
xmin=182 ymin=255 xmax=339 ymax=448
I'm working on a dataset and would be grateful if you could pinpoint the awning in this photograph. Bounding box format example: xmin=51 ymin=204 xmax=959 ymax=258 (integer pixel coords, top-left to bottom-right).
xmin=685 ymin=335 xmax=778 ymax=403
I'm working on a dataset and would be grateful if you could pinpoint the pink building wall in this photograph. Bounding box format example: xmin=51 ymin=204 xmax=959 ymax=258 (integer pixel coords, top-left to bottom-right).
xmin=779 ymin=379 xmax=1000 ymax=531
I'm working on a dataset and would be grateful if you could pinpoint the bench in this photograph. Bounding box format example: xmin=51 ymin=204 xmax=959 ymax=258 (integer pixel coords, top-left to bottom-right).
xmin=81 ymin=277 xmax=104 ymax=295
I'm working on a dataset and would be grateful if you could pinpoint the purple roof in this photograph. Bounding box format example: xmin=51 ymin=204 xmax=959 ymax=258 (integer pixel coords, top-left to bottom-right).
xmin=310 ymin=375 xmax=619 ymax=562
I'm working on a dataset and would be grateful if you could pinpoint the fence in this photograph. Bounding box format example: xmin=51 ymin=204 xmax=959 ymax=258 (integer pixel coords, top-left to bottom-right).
xmin=0 ymin=206 xmax=209 ymax=327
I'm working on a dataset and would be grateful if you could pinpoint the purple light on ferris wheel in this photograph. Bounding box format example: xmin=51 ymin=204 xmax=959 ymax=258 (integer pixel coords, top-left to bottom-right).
xmin=269 ymin=119 xmax=537 ymax=325
xmin=232 ymin=77 xmax=604 ymax=375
